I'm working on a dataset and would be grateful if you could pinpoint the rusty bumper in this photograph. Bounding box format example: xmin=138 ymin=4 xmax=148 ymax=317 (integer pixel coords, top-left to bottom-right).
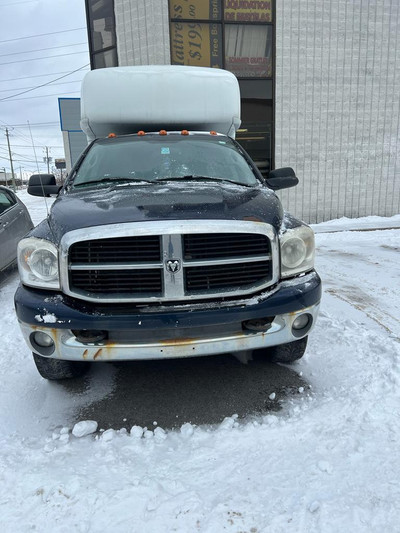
xmin=15 ymin=271 xmax=321 ymax=362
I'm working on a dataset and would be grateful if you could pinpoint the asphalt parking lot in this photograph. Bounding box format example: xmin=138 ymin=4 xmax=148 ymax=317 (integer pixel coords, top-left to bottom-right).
xmin=65 ymin=353 xmax=309 ymax=430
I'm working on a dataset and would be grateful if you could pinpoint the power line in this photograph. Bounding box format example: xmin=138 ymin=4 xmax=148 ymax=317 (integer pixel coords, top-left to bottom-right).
xmin=5 ymin=158 xmax=48 ymax=164
xmin=0 ymin=49 xmax=88 ymax=66
xmin=0 ymin=64 xmax=88 ymax=101
xmin=0 ymin=27 xmax=86 ymax=44
xmin=0 ymin=41 xmax=88 ymax=58
xmin=0 ymin=79 xmax=84 ymax=94
xmin=1 ymin=90 xmax=80 ymax=102
xmin=0 ymin=119 xmax=45 ymax=147
xmin=1 ymin=121 xmax=59 ymax=127
xmin=0 ymin=143 xmax=63 ymax=148
xmin=0 ymin=69 xmax=89 ymax=83
xmin=0 ymin=0 xmax=38 ymax=6
xmin=0 ymin=119 xmax=66 ymax=150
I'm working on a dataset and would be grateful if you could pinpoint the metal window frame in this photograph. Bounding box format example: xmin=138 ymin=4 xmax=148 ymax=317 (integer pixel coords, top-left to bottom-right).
xmin=85 ymin=0 xmax=119 ymax=70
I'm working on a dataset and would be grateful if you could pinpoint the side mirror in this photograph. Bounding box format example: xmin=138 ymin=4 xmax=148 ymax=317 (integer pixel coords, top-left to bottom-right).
xmin=28 ymin=174 xmax=61 ymax=197
xmin=265 ymin=167 xmax=299 ymax=191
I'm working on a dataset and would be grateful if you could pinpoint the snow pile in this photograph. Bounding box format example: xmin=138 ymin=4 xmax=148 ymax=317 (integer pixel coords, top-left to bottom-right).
xmin=312 ymin=213 xmax=400 ymax=233
xmin=72 ymin=420 xmax=98 ymax=438
xmin=0 ymin=192 xmax=398 ymax=531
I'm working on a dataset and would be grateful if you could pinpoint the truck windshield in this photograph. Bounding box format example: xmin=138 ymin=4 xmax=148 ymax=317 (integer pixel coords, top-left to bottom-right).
xmin=72 ymin=135 xmax=259 ymax=188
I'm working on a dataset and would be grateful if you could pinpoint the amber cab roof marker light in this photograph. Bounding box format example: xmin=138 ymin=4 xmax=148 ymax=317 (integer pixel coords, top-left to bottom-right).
xmin=159 ymin=130 xmax=167 ymax=136
xmin=107 ymin=133 xmax=117 ymax=138
xmin=181 ymin=130 xmax=189 ymax=135
xmin=137 ymin=131 xmax=146 ymax=136
xmin=210 ymin=131 xmax=217 ymax=135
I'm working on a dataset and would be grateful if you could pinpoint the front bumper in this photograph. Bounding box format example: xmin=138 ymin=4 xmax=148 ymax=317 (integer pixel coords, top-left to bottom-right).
xmin=15 ymin=271 xmax=321 ymax=362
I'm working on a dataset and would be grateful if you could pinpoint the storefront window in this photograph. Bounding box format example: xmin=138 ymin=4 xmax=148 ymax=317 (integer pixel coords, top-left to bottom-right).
xmin=87 ymin=0 xmax=116 ymax=51
xmin=92 ymin=48 xmax=118 ymax=69
xmin=86 ymin=0 xmax=118 ymax=69
xmin=225 ymin=25 xmax=272 ymax=78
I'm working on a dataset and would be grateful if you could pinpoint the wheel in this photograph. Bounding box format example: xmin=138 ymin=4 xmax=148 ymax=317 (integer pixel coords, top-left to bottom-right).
xmin=32 ymin=352 xmax=89 ymax=380
xmin=253 ymin=337 xmax=308 ymax=364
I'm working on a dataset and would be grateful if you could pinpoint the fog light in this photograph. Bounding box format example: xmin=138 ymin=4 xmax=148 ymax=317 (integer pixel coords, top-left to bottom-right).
xmin=33 ymin=331 xmax=54 ymax=347
xmin=292 ymin=313 xmax=313 ymax=337
xmin=30 ymin=331 xmax=55 ymax=356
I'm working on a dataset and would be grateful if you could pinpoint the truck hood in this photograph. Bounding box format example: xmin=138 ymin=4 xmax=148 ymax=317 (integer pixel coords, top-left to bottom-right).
xmin=47 ymin=182 xmax=283 ymax=243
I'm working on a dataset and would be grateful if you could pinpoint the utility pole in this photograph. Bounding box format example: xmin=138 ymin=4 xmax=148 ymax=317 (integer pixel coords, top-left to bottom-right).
xmin=43 ymin=146 xmax=52 ymax=173
xmin=5 ymin=128 xmax=16 ymax=191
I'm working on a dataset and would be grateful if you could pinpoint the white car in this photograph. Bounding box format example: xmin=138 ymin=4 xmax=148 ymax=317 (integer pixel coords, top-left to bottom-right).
xmin=0 ymin=186 xmax=33 ymax=272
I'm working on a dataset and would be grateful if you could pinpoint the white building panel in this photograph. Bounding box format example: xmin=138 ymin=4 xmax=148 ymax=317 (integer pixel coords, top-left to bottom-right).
xmin=275 ymin=0 xmax=400 ymax=223
xmin=115 ymin=0 xmax=170 ymax=66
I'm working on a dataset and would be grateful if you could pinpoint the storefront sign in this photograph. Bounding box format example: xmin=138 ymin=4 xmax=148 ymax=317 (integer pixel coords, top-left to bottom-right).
xmin=225 ymin=56 xmax=272 ymax=77
xmin=55 ymin=159 xmax=66 ymax=169
xmin=171 ymin=22 xmax=223 ymax=68
xmin=169 ymin=0 xmax=221 ymax=21
xmin=224 ymin=0 xmax=272 ymax=22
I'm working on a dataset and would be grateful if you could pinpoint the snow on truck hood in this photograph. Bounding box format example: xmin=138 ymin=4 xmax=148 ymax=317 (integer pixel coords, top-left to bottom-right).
xmin=47 ymin=181 xmax=283 ymax=241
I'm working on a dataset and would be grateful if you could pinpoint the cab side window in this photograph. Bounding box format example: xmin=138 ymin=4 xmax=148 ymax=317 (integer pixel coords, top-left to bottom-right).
xmin=0 ymin=190 xmax=16 ymax=215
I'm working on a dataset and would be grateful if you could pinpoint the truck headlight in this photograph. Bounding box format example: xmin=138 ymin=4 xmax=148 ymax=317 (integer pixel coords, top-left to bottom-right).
xmin=280 ymin=225 xmax=315 ymax=278
xmin=18 ymin=238 xmax=60 ymax=289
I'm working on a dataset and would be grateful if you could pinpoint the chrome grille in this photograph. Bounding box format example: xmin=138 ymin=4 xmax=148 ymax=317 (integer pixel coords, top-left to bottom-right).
xmin=62 ymin=220 xmax=278 ymax=302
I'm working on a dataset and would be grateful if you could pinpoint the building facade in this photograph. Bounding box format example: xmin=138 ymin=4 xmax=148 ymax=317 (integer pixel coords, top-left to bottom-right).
xmin=83 ymin=0 xmax=400 ymax=223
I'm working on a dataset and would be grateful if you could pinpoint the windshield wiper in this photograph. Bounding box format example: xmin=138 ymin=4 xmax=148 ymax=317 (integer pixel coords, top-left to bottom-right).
xmin=73 ymin=177 xmax=153 ymax=188
xmin=157 ymin=175 xmax=251 ymax=186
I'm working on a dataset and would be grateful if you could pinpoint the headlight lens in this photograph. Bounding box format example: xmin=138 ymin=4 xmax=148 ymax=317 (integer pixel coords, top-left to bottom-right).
xmin=280 ymin=225 xmax=315 ymax=278
xmin=18 ymin=238 xmax=60 ymax=289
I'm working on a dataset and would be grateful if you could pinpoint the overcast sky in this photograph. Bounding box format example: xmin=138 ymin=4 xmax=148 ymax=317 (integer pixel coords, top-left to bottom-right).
xmin=0 ymin=0 xmax=90 ymax=176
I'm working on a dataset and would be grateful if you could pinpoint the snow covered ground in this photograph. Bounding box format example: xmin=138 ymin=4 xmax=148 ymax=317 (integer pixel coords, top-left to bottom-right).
xmin=0 ymin=190 xmax=399 ymax=532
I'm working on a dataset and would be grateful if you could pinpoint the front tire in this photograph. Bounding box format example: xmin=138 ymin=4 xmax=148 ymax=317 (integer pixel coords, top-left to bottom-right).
xmin=32 ymin=352 xmax=89 ymax=380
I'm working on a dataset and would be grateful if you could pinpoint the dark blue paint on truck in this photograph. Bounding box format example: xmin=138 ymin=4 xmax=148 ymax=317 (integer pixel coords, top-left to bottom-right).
xmin=15 ymin=133 xmax=321 ymax=379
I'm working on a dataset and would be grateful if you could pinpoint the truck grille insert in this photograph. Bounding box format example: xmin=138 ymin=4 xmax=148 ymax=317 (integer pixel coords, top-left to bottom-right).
xmin=183 ymin=233 xmax=270 ymax=260
xmin=185 ymin=261 xmax=271 ymax=291
xmin=70 ymin=270 xmax=162 ymax=295
xmin=65 ymin=222 xmax=276 ymax=302
xmin=70 ymin=236 xmax=161 ymax=263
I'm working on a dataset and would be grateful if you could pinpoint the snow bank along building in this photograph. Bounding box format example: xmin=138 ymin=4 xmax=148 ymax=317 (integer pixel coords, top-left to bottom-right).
xmin=67 ymin=0 xmax=400 ymax=223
